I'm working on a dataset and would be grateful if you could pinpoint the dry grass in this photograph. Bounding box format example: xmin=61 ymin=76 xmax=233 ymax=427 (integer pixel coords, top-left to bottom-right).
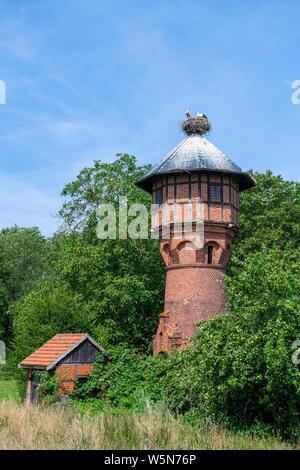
xmin=0 ymin=400 xmax=294 ymax=450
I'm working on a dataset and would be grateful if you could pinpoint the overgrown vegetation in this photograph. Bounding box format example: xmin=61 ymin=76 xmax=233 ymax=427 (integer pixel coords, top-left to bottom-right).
xmin=0 ymin=154 xmax=299 ymax=443
xmin=0 ymin=400 xmax=294 ymax=450
xmin=74 ymin=346 xmax=171 ymax=411
xmin=164 ymin=249 xmax=300 ymax=440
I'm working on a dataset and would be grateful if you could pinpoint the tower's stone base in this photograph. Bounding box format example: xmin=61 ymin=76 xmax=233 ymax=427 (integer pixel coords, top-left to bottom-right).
xmin=153 ymin=265 xmax=226 ymax=355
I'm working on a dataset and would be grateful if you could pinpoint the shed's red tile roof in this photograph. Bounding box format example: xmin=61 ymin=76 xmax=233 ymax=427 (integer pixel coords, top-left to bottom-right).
xmin=19 ymin=333 xmax=88 ymax=369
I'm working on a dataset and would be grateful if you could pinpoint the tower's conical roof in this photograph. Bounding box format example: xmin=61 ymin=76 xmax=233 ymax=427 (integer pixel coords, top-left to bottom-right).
xmin=136 ymin=114 xmax=255 ymax=193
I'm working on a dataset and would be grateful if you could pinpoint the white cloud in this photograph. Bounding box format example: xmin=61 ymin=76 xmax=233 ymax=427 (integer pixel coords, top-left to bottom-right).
xmin=0 ymin=173 xmax=60 ymax=235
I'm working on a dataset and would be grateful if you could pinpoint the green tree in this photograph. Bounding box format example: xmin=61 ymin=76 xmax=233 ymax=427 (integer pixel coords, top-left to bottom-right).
xmin=235 ymin=170 xmax=300 ymax=258
xmin=46 ymin=232 xmax=164 ymax=350
xmin=74 ymin=345 xmax=170 ymax=411
xmin=8 ymin=154 xmax=163 ymax=362
xmin=8 ymin=282 xmax=91 ymax=369
xmin=0 ymin=265 xmax=8 ymax=340
xmin=59 ymin=153 xmax=151 ymax=232
xmin=0 ymin=227 xmax=46 ymax=342
xmin=165 ymin=249 xmax=300 ymax=439
xmin=54 ymin=154 xmax=164 ymax=349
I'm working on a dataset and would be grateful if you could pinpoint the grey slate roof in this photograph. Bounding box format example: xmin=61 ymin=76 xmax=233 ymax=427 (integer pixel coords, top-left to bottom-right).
xmin=136 ymin=134 xmax=255 ymax=192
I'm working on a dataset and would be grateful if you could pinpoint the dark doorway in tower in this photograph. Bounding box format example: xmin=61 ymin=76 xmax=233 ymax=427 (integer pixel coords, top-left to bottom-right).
xmin=207 ymin=245 xmax=214 ymax=264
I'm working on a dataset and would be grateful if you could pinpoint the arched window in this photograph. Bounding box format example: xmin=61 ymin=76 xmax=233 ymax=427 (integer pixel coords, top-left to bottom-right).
xmin=207 ymin=245 xmax=213 ymax=264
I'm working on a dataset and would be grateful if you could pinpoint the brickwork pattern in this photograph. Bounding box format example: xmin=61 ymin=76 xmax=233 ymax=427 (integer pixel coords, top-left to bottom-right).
xmin=152 ymin=172 xmax=240 ymax=355
xmin=56 ymin=364 xmax=94 ymax=395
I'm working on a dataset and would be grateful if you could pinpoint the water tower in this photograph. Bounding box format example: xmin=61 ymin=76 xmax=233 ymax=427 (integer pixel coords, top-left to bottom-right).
xmin=136 ymin=113 xmax=255 ymax=354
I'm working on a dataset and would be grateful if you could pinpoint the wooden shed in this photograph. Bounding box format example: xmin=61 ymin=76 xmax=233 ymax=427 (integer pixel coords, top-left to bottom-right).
xmin=19 ymin=333 xmax=104 ymax=404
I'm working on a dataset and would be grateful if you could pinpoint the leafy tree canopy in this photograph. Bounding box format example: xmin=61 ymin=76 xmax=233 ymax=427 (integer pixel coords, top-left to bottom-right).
xmin=59 ymin=153 xmax=151 ymax=232
xmin=0 ymin=227 xmax=46 ymax=342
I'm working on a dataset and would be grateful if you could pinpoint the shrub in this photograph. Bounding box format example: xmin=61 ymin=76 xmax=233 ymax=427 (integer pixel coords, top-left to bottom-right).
xmin=36 ymin=371 xmax=61 ymax=405
xmin=73 ymin=345 xmax=171 ymax=411
xmin=165 ymin=249 xmax=300 ymax=440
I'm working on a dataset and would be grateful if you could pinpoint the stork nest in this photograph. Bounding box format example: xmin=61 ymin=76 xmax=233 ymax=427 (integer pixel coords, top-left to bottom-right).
xmin=181 ymin=114 xmax=211 ymax=136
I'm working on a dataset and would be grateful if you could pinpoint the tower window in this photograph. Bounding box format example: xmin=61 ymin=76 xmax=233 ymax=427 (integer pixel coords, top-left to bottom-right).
xmin=207 ymin=245 xmax=213 ymax=264
xmin=209 ymin=184 xmax=222 ymax=203
xmin=156 ymin=187 xmax=163 ymax=205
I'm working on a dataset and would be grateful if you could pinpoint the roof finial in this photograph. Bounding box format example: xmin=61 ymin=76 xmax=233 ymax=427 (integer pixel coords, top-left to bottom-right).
xmin=181 ymin=112 xmax=211 ymax=136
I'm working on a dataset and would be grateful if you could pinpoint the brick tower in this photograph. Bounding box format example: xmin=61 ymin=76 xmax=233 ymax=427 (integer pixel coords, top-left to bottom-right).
xmin=136 ymin=113 xmax=255 ymax=355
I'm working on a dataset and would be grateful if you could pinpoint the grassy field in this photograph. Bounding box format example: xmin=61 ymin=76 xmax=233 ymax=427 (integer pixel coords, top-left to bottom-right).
xmin=0 ymin=400 xmax=295 ymax=450
xmin=0 ymin=380 xmax=296 ymax=450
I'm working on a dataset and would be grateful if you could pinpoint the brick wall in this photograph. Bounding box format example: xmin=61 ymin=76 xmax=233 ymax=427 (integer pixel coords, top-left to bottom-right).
xmin=56 ymin=364 xmax=94 ymax=395
xmin=152 ymin=172 xmax=240 ymax=355
xmin=152 ymin=173 xmax=240 ymax=227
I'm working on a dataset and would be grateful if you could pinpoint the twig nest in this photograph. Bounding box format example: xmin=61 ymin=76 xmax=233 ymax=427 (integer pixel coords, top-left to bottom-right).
xmin=181 ymin=113 xmax=211 ymax=136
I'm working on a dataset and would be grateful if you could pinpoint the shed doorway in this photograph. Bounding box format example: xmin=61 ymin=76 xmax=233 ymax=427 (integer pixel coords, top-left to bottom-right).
xmin=31 ymin=372 xmax=40 ymax=404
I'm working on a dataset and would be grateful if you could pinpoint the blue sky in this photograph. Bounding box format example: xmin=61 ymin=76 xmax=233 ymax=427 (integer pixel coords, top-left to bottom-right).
xmin=0 ymin=0 xmax=299 ymax=235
